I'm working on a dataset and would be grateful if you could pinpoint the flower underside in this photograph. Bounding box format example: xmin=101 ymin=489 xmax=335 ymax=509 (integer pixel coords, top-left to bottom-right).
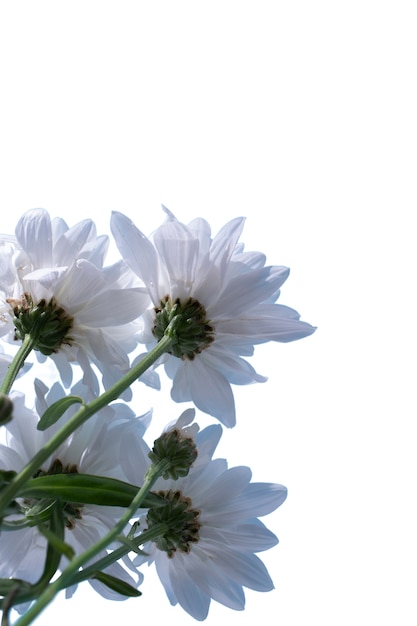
xmin=7 ymin=293 xmax=74 ymax=355
xmin=148 ymin=428 xmax=198 ymax=480
xmin=147 ymin=489 xmax=201 ymax=558
xmin=153 ymin=296 xmax=215 ymax=360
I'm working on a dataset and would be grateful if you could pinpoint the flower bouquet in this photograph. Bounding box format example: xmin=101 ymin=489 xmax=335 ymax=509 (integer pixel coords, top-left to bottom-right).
xmin=0 ymin=208 xmax=315 ymax=624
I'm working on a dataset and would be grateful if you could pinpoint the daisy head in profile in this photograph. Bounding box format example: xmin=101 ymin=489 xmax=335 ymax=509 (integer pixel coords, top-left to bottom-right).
xmin=122 ymin=410 xmax=287 ymax=621
xmin=0 ymin=208 xmax=150 ymax=390
xmin=111 ymin=206 xmax=316 ymax=426
xmin=0 ymin=388 xmax=147 ymax=601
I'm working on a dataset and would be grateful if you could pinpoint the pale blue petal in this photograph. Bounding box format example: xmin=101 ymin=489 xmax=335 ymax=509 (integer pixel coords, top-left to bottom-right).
xmin=201 ymin=346 xmax=267 ymax=384
xmin=78 ymin=233 xmax=109 ymax=268
xmin=209 ymin=265 xmax=289 ymax=318
xmin=15 ymin=208 xmax=52 ymax=267
xmin=210 ymin=548 xmax=275 ymax=591
xmin=183 ymin=551 xmax=245 ymax=610
xmin=187 ymin=217 xmax=212 ymax=259
xmin=196 ymin=466 xmax=252 ymax=511
xmin=168 ymin=358 xmax=192 ymax=401
xmin=216 ymin=305 xmax=316 ymax=342
xmin=54 ymin=219 xmax=96 ymax=266
xmin=211 ymin=483 xmax=288 ymax=522
xmin=178 ymin=359 xmax=236 ymax=427
xmin=111 ymin=212 xmax=160 ymax=303
xmin=204 ymin=519 xmax=279 ymax=552
xmin=168 ymin=556 xmax=211 ymax=620
xmin=154 ymin=219 xmax=200 ymax=298
xmin=209 ymin=217 xmax=245 ymax=272
xmin=0 ymin=443 xmax=25 ymax=471
xmin=75 ymin=288 xmax=148 ymax=326
xmin=195 ymin=424 xmax=223 ymax=464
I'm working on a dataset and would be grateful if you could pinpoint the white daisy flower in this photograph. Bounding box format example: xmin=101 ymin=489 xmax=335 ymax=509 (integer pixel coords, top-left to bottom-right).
xmin=111 ymin=207 xmax=316 ymax=426
xmin=0 ymin=390 xmax=148 ymax=603
xmin=122 ymin=414 xmax=287 ymax=621
xmin=0 ymin=209 xmax=150 ymax=389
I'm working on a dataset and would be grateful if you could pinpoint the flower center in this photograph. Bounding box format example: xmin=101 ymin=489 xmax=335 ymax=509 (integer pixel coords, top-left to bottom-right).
xmin=152 ymin=295 xmax=215 ymax=360
xmin=7 ymin=292 xmax=74 ymax=355
xmin=25 ymin=458 xmax=83 ymax=530
xmin=146 ymin=489 xmax=201 ymax=558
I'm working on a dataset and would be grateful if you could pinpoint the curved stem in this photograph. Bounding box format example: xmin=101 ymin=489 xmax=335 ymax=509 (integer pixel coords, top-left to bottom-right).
xmin=0 ymin=523 xmax=168 ymax=610
xmin=14 ymin=460 xmax=170 ymax=626
xmin=0 ymin=334 xmax=35 ymax=395
xmin=0 ymin=333 xmax=174 ymax=517
xmin=69 ymin=523 xmax=167 ymax=584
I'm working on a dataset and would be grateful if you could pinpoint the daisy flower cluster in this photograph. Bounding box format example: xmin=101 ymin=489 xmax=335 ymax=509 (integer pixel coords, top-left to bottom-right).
xmin=0 ymin=207 xmax=315 ymax=625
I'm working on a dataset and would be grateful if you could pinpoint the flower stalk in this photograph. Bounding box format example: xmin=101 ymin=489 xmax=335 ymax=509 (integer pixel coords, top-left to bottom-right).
xmin=0 ymin=334 xmax=35 ymax=396
xmin=13 ymin=458 xmax=171 ymax=626
xmin=0 ymin=207 xmax=308 ymax=625
xmin=0 ymin=331 xmax=175 ymax=518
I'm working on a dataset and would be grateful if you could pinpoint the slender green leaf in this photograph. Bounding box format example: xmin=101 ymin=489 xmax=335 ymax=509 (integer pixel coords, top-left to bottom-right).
xmin=20 ymin=474 xmax=165 ymax=508
xmin=38 ymin=503 xmax=74 ymax=576
xmin=91 ymin=571 xmax=142 ymax=597
xmin=115 ymin=534 xmax=148 ymax=556
xmin=38 ymin=522 xmax=75 ymax=560
xmin=37 ymin=396 xmax=84 ymax=431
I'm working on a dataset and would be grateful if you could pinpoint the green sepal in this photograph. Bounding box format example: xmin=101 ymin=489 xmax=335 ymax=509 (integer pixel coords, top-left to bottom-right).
xmin=37 ymin=396 xmax=84 ymax=431
xmin=25 ymin=499 xmax=57 ymax=525
xmin=115 ymin=534 xmax=147 ymax=556
xmin=91 ymin=571 xmax=142 ymax=597
xmin=19 ymin=474 xmax=165 ymax=509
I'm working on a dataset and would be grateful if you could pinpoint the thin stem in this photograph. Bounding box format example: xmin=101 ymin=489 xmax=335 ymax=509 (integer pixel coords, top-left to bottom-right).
xmin=69 ymin=523 xmax=167 ymax=585
xmin=0 ymin=333 xmax=174 ymax=517
xmin=14 ymin=460 xmax=170 ymax=626
xmin=0 ymin=335 xmax=35 ymax=395
xmin=0 ymin=524 xmax=168 ymax=610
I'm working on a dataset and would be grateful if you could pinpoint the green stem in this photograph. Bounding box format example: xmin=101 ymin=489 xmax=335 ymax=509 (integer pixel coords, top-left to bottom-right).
xmin=0 ymin=333 xmax=174 ymax=518
xmin=0 ymin=524 xmax=168 ymax=609
xmin=0 ymin=334 xmax=35 ymax=395
xmin=14 ymin=460 xmax=170 ymax=626
xmin=69 ymin=523 xmax=167 ymax=584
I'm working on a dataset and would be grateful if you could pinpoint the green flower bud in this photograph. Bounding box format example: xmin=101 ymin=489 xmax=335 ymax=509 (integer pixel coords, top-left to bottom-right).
xmin=149 ymin=427 xmax=198 ymax=480
xmin=0 ymin=393 xmax=13 ymax=425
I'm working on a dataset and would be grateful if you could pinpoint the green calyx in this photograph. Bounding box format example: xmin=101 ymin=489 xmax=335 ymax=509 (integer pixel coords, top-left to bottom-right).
xmin=153 ymin=295 xmax=215 ymax=360
xmin=147 ymin=489 xmax=201 ymax=557
xmin=149 ymin=428 xmax=198 ymax=480
xmin=8 ymin=293 xmax=74 ymax=355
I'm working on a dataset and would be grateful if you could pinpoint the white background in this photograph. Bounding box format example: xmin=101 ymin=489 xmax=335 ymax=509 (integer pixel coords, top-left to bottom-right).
xmin=0 ymin=2 xmax=416 ymax=625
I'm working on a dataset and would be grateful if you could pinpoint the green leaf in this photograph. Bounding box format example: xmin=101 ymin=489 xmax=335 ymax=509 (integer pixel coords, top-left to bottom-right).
xmin=20 ymin=474 xmax=165 ymax=509
xmin=37 ymin=395 xmax=84 ymax=431
xmin=38 ymin=522 xmax=75 ymax=560
xmin=38 ymin=503 xmax=75 ymax=573
xmin=91 ymin=571 xmax=142 ymax=597
xmin=115 ymin=534 xmax=148 ymax=556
